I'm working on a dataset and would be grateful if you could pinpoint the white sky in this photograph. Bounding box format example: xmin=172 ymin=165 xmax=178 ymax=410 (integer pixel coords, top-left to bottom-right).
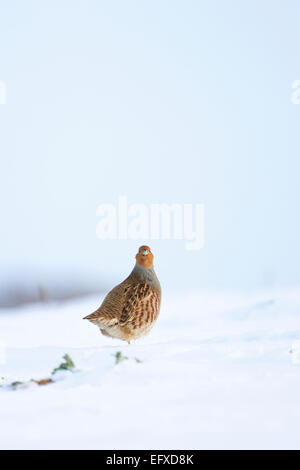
xmin=0 ymin=0 xmax=300 ymax=291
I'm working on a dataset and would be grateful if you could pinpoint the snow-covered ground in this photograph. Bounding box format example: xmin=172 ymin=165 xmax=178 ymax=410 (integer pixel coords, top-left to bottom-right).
xmin=1 ymin=288 xmax=300 ymax=450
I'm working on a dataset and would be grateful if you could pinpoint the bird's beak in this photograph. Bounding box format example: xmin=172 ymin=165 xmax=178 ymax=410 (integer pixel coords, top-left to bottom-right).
xmin=142 ymin=249 xmax=149 ymax=256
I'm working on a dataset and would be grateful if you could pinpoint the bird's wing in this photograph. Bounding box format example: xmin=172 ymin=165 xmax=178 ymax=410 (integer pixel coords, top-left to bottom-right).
xmin=119 ymin=282 xmax=153 ymax=325
xmin=83 ymin=282 xmax=127 ymax=326
xmin=83 ymin=281 xmax=154 ymax=327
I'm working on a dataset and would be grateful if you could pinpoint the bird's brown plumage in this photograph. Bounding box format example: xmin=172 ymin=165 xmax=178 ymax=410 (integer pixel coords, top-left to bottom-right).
xmin=83 ymin=246 xmax=161 ymax=343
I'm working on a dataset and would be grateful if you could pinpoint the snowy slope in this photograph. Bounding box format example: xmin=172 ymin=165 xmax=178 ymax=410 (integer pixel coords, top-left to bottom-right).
xmin=1 ymin=288 xmax=300 ymax=450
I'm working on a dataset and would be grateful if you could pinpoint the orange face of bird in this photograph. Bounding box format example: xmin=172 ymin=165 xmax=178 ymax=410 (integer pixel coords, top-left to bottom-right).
xmin=136 ymin=245 xmax=154 ymax=269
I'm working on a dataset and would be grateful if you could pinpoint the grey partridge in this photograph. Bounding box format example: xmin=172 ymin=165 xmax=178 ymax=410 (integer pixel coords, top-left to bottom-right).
xmin=83 ymin=246 xmax=161 ymax=343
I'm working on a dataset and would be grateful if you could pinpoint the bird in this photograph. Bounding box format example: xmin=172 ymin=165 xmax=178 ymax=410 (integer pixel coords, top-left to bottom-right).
xmin=83 ymin=246 xmax=161 ymax=344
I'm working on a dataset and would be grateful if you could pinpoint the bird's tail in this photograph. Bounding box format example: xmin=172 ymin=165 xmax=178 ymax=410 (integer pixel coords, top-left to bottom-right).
xmin=83 ymin=309 xmax=118 ymax=328
xmin=83 ymin=311 xmax=101 ymax=325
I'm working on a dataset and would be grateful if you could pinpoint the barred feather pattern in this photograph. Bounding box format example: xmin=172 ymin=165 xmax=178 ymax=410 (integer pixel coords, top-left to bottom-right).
xmin=84 ymin=275 xmax=161 ymax=343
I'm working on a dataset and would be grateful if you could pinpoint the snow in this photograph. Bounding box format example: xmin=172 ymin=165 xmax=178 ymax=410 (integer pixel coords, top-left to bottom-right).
xmin=1 ymin=288 xmax=300 ymax=450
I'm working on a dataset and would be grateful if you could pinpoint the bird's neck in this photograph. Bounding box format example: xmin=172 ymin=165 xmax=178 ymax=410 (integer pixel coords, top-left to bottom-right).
xmin=131 ymin=262 xmax=161 ymax=291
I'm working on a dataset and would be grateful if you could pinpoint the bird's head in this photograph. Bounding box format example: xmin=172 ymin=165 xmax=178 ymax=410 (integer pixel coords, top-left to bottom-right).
xmin=135 ymin=245 xmax=154 ymax=269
